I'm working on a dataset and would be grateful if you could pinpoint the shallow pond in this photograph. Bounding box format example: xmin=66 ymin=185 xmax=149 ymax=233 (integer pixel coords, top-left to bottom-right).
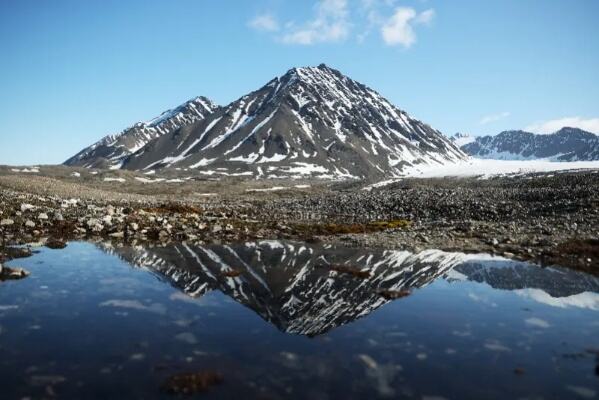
xmin=1 ymin=241 xmax=598 ymax=399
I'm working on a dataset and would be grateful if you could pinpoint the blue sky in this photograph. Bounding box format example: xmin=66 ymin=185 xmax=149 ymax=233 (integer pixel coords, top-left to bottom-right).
xmin=1 ymin=0 xmax=598 ymax=165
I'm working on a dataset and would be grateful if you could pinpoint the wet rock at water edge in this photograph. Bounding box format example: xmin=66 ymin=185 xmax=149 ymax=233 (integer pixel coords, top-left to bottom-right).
xmin=45 ymin=238 xmax=67 ymax=249
xmin=378 ymin=289 xmax=411 ymax=300
xmin=5 ymin=247 xmax=33 ymax=259
xmin=0 ymin=263 xmax=30 ymax=281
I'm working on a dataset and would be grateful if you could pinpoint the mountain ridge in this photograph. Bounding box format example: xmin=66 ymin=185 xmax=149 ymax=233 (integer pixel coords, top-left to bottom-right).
xmin=455 ymin=127 xmax=599 ymax=161
xmin=64 ymin=96 xmax=218 ymax=169
xmin=66 ymin=64 xmax=467 ymax=178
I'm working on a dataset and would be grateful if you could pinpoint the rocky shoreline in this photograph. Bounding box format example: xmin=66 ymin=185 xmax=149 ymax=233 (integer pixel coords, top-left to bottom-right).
xmin=1 ymin=170 xmax=598 ymax=276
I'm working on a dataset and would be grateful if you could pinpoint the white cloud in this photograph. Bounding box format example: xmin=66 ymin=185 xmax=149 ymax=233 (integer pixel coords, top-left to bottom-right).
xmin=479 ymin=111 xmax=511 ymax=125
xmin=250 ymin=1 xmax=434 ymax=48
xmin=415 ymin=8 xmax=435 ymax=25
xmin=525 ymin=116 xmax=599 ymax=135
xmin=281 ymin=0 xmax=350 ymax=45
xmin=248 ymin=14 xmax=280 ymax=32
xmin=381 ymin=7 xmax=434 ymax=48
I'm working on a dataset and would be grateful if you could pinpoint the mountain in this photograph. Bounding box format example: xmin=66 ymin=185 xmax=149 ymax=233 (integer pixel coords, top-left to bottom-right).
xmin=460 ymin=127 xmax=599 ymax=161
xmin=64 ymin=96 xmax=218 ymax=169
xmin=98 ymin=241 xmax=599 ymax=336
xmin=66 ymin=64 xmax=466 ymax=178
xmin=450 ymin=132 xmax=475 ymax=147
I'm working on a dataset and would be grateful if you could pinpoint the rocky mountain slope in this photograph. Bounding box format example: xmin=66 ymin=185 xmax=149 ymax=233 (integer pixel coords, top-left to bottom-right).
xmin=64 ymin=96 xmax=218 ymax=169
xmin=66 ymin=64 xmax=466 ymax=178
xmin=457 ymin=127 xmax=599 ymax=161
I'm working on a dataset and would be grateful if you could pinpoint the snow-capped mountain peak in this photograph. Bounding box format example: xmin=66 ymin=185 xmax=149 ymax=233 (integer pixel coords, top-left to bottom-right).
xmin=119 ymin=64 xmax=467 ymax=178
xmin=460 ymin=127 xmax=599 ymax=161
xmin=450 ymin=132 xmax=475 ymax=147
xmin=64 ymin=96 xmax=218 ymax=169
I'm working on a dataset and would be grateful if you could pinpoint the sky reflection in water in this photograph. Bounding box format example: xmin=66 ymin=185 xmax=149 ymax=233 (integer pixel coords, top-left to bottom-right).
xmin=0 ymin=241 xmax=598 ymax=399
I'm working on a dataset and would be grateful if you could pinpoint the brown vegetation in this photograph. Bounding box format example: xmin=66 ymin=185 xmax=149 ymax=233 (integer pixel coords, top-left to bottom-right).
xmin=161 ymin=371 xmax=223 ymax=395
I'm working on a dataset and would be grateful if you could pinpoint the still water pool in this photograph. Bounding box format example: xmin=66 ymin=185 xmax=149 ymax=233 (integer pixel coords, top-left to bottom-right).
xmin=1 ymin=241 xmax=598 ymax=399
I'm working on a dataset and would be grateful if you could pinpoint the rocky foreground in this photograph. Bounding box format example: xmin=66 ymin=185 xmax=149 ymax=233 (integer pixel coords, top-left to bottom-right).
xmin=1 ymin=168 xmax=598 ymax=275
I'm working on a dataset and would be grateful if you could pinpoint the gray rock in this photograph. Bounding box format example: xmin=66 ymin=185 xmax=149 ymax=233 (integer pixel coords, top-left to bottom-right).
xmin=0 ymin=219 xmax=14 ymax=226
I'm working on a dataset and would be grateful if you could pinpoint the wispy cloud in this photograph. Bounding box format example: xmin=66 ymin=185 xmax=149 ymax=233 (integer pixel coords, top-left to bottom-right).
xmin=525 ymin=116 xmax=599 ymax=135
xmin=248 ymin=14 xmax=280 ymax=32
xmin=248 ymin=0 xmax=434 ymax=48
xmin=280 ymin=0 xmax=350 ymax=45
xmin=381 ymin=7 xmax=434 ymax=48
xmin=479 ymin=111 xmax=510 ymax=125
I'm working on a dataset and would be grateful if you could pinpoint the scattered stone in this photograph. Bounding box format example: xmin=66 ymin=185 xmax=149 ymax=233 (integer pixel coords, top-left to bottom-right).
xmin=21 ymin=203 xmax=35 ymax=212
xmin=0 ymin=219 xmax=14 ymax=226
xmin=38 ymin=213 xmax=49 ymax=220
xmin=223 ymin=269 xmax=242 ymax=278
xmin=25 ymin=220 xmax=36 ymax=228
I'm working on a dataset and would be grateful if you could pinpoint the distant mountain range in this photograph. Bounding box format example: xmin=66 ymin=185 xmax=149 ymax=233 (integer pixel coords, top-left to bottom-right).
xmin=65 ymin=64 xmax=466 ymax=178
xmin=451 ymin=127 xmax=599 ymax=161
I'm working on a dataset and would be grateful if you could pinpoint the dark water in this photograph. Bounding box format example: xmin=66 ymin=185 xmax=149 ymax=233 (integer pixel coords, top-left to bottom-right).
xmin=1 ymin=241 xmax=598 ymax=399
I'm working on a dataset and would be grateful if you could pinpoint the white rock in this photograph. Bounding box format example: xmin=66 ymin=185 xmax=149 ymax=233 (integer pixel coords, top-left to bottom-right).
xmin=38 ymin=213 xmax=49 ymax=220
xmin=0 ymin=219 xmax=14 ymax=226
xmin=20 ymin=203 xmax=35 ymax=212
xmin=25 ymin=220 xmax=36 ymax=228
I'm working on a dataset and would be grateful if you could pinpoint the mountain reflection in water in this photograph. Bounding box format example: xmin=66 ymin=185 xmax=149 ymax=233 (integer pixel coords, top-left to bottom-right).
xmin=2 ymin=241 xmax=598 ymax=400
xmin=99 ymin=240 xmax=599 ymax=336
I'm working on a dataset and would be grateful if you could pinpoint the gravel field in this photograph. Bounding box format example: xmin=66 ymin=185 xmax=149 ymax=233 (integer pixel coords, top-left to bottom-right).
xmin=1 ymin=166 xmax=598 ymax=276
